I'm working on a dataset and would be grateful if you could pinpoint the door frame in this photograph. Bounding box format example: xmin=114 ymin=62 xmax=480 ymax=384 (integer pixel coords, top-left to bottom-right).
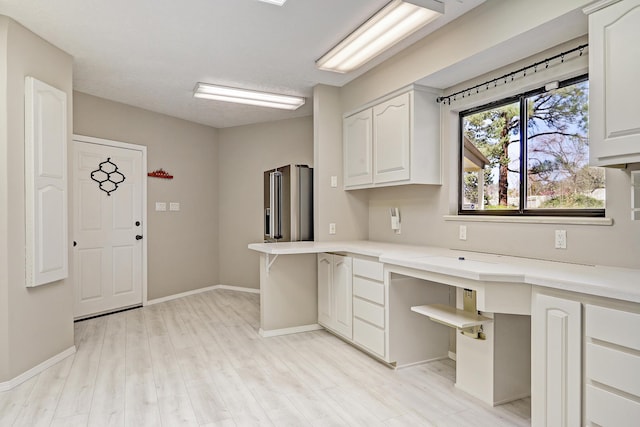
xmin=72 ymin=134 xmax=149 ymax=307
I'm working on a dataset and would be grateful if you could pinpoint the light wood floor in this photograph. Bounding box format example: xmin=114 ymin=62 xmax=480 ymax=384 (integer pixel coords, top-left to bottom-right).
xmin=0 ymin=289 xmax=530 ymax=426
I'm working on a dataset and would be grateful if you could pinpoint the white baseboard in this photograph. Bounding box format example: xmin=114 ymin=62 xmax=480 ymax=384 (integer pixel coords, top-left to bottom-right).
xmin=395 ymin=355 xmax=449 ymax=369
xmin=145 ymin=284 xmax=260 ymax=306
xmin=216 ymin=284 xmax=260 ymax=294
xmin=145 ymin=285 xmax=219 ymax=305
xmin=448 ymin=351 xmax=457 ymax=361
xmin=259 ymin=324 xmax=322 ymax=338
xmin=0 ymin=346 xmax=76 ymax=392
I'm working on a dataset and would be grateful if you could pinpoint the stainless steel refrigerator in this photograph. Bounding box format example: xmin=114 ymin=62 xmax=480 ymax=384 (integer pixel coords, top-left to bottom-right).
xmin=264 ymin=164 xmax=313 ymax=242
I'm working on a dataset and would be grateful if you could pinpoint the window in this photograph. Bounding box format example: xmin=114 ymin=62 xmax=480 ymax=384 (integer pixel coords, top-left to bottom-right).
xmin=459 ymin=75 xmax=605 ymax=216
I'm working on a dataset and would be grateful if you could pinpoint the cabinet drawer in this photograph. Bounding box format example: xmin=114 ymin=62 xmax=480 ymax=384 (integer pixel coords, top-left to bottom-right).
xmin=353 ymin=297 xmax=384 ymax=328
xmin=586 ymin=342 xmax=640 ymax=396
xmin=353 ymin=258 xmax=383 ymax=281
xmin=586 ymin=384 xmax=640 ymax=427
xmin=353 ymin=276 xmax=384 ymax=305
xmin=353 ymin=318 xmax=384 ymax=357
xmin=586 ymin=304 xmax=640 ymax=351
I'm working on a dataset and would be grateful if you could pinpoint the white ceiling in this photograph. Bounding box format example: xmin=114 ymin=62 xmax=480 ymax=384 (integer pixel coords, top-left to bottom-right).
xmin=0 ymin=0 xmax=485 ymax=128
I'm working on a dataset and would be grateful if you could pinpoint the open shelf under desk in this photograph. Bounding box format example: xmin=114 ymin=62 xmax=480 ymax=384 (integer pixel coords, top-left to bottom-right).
xmin=411 ymin=304 xmax=493 ymax=329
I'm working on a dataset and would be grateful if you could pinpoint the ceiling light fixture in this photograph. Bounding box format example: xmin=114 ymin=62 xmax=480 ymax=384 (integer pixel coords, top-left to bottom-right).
xmin=257 ymin=0 xmax=287 ymax=6
xmin=316 ymin=0 xmax=444 ymax=73
xmin=193 ymin=83 xmax=305 ymax=110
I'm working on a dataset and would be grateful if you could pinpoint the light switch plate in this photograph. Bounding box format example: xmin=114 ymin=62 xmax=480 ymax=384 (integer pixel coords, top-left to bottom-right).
xmin=155 ymin=202 xmax=167 ymax=211
xmin=169 ymin=202 xmax=180 ymax=211
xmin=330 ymin=176 xmax=338 ymax=188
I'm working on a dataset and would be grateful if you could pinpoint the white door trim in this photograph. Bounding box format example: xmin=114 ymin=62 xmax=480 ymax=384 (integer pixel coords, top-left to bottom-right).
xmin=72 ymin=134 xmax=148 ymax=306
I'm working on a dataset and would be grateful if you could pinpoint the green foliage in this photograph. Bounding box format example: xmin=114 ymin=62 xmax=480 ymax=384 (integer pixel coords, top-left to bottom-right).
xmin=464 ymin=172 xmax=479 ymax=204
xmin=540 ymin=194 xmax=604 ymax=209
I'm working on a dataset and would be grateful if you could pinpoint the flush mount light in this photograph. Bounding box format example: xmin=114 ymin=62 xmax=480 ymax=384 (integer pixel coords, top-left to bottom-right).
xmin=257 ymin=0 xmax=287 ymax=5
xmin=316 ymin=0 xmax=444 ymax=73
xmin=193 ymin=83 xmax=305 ymax=110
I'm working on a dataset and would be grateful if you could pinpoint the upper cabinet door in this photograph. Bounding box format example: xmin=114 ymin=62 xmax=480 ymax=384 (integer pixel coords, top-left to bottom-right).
xmin=344 ymin=109 xmax=374 ymax=187
xmin=373 ymin=92 xmax=411 ymax=184
xmin=588 ymin=0 xmax=640 ymax=166
xmin=25 ymin=77 xmax=68 ymax=287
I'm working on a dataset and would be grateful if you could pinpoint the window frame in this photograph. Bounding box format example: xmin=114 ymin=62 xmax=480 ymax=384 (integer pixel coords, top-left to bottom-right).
xmin=457 ymin=74 xmax=604 ymax=218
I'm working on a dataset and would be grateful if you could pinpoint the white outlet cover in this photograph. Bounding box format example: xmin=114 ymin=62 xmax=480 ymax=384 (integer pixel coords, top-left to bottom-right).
xmin=330 ymin=176 xmax=338 ymax=188
xmin=459 ymin=225 xmax=467 ymax=241
xmin=555 ymin=230 xmax=567 ymax=249
xmin=329 ymin=223 xmax=336 ymax=235
xmin=169 ymin=202 xmax=180 ymax=211
xmin=155 ymin=202 xmax=167 ymax=211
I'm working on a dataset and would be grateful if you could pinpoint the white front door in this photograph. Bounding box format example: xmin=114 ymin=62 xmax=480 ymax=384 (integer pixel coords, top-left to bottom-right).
xmin=73 ymin=138 xmax=145 ymax=318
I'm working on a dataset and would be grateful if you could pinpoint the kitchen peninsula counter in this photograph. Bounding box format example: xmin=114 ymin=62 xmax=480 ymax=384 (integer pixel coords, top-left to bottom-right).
xmin=249 ymin=240 xmax=640 ymax=304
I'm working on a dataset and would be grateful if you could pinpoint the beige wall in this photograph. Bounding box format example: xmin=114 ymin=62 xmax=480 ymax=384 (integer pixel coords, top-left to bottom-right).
xmin=313 ymin=85 xmax=369 ymax=242
xmin=0 ymin=16 xmax=74 ymax=382
xmin=217 ymin=116 xmax=314 ymax=289
xmin=73 ymin=92 xmax=219 ymax=300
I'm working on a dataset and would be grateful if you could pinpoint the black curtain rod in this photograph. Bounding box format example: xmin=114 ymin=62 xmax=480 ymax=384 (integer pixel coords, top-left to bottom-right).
xmin=437 ymin=43 xmax=589 ymax=105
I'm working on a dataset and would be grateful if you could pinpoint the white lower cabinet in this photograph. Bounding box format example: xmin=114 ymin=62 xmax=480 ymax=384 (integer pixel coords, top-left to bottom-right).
xmin=531 ymin=292 xmax=582 ymax=427
xmin=352 ymin=258 xmax=386 ymax=358
xmin=532 ymin=289 xmax=640 ymax=427
xmin=319 ymin=255 xmax=388 ymax=359
xmin=584 ymin=304 xmax=640 ymax=427
xmin=317 ymin=253 xmax=353 ymax=339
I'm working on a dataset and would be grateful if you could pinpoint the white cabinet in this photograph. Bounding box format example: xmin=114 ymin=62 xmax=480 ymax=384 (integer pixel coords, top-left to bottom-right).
xmin=24 ymin=77 xmax=68 ymax=287
xmin=343 ymin=85 xmax=441 ymax=189
xmin=586 ymin=0 xmax=640 ymax=166
xmin=531 ymin=292 xmax=582 ymax=427
xmin=373 ymin=92 xmax=411 ymax=183
xmin=585 ymin=304 xmax=640 ymax=427
xmin=343 ymin=109 xmax=373 ymax=187
xmin=352 ymin=258 xmax=386 ymax=358
xmin=317 ymin=253 xmax=353 ymax=339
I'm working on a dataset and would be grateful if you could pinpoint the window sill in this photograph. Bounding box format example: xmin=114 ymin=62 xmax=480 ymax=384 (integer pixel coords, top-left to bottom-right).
xmin=443 ymin=215 xmax=613 ymax=226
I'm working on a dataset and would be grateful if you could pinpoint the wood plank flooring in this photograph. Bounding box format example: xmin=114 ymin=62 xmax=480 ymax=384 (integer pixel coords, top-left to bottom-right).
xmin=0 ymin=289 xmax=530 ymax=426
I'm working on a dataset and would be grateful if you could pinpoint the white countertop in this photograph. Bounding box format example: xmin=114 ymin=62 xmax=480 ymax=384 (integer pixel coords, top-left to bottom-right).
xmin=248 ymin=241 xmax=640 ymax=303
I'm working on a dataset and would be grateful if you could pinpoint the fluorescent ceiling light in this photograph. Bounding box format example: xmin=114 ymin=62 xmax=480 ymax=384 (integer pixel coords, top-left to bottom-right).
xmin=316 ymin=0 xmax=444 ymax=73
xmin=257 ymin=0 xmax=287 ymax=5
xmin=193 ymin=83 xmax=305 ymax=110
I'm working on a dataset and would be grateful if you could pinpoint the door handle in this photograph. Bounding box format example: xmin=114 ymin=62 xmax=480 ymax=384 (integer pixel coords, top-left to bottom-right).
xmin=135 ymin=235 xmax=143 ymax=240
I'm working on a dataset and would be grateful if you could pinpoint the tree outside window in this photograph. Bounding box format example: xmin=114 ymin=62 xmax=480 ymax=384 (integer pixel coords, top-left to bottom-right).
xmin=460 ymin=76 xmax=605 ymax=216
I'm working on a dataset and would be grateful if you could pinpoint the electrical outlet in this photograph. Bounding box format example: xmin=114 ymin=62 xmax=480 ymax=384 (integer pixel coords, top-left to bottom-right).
xmin=459 ymin=225 xmax=467 ymax=241
xmin=329 ymin=223 xmax=336 ymax=235
xmin=390 ymin=207 xmax=401 ymax=234
xmin=555 ymin=230 xmax=567 ymax=249
xmin=155 ymin=202 xmax=167 ymax=211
